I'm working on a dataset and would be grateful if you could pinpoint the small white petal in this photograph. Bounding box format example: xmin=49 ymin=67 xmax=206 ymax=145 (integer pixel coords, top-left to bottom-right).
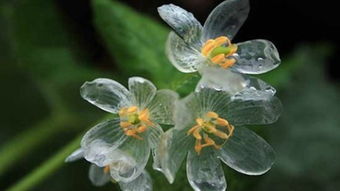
xmin=233 ymin=39 xmax=281 ymax=74
xmin=202 ymin=0 xmax=250 ymax=41
xmin=158 ymin=4 xmax=202 ymax=46
xmin=148 ymin=124 xmax=164 ymax=170
xmin=128 ymin=77 xmax=157 ymax=109
xmin=227 ymin=92 xmax=282 ymax=126
xmin=157 ymin=128 xmax=194 ymax=183
xmin=110 ymin=137 xmax=150 ymax=183
xmin=187 ymin=149 xmax=227 ymax=191
xmin=197 ymin=66 xmax=248 ymax=95
xmin=65 ymin=148 xmax=84 ymax=162
xmin=119 ymin=171 xmax=153 ymax=191
xmin=218 ymin=126 xmax=275 ymax=175
xmin=80 ymin=78 xmax=131 ymax=113
xmin=166 ymin=32 xmax=204 ymax=73
xmin=88 ymin=164 xmax=111 ymax=186
xmin=148 ymin=89 xmax=179 ymax=125
xmin=81 ymin=118 xmax=128 ymax=167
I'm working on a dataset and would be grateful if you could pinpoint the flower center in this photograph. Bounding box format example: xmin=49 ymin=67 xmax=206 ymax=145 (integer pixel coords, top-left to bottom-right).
xmin=201 ymin=36 xmax=238 ymax=69
xmin=118 ymin=106 xmax=154 ymax=140
xmin=187 ymin=111 xmax=234 ymax=154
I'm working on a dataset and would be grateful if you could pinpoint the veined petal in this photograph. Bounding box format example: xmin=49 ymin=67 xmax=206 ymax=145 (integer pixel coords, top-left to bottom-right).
xmin=197 ymin=66 xmax=248 ymax=95
xmin=65 ymin=148 xmax=84 ymax=162
xmin=202 ymin=0 xmax=250 ymax=41
xmin=218 ymin=126 xmax=275 ymax=175
xmin=119 ymin=171 xmax=153 ymax=191
xmin=148 ymin=124 xmax=164 ymax=170
xmin=158 ymin=4 xmax=202 ymax=46
xmin=148 ymin=90 xmax=179 ymax=125
xmin=80 ymin=78 xmax=130 ymax=113
xmin=89 ymin=164 xmax=111 ymax=186
xmin=157 ymin=128 xmax=194 ymax=183
xmin=128 ymin=77 xmax=157 ymax=109
xmin=226 ymin=91 xmax=282 ymax=126
xmin=233 ymin=39 xmax=281 ymax=74
xmin=166 ymin=32 xmax=204 ymax=73
xmin=187 ymin=149 xmax=226 ymax=191
xmin=110 ymin=137 xmax=150 ymax=183
xmin=81 ymin=118 xmax=128 ymax=167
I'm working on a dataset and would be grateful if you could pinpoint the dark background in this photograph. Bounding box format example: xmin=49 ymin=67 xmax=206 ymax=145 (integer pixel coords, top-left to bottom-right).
xmin=1 ymin=0 xmax=339 ymax=190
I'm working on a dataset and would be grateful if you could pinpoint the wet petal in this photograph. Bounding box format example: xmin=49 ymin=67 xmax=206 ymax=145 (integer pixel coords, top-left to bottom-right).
xmin=202 ymin=0 xmax=250 ymax=41
xmin=148 ymin=90 xmax=179 ymax=125
xmin=147 ymin=124 xmax=164 ymax=170
xmin=197 ymin=66 xmax=248 ymax=95
xmin=128 ymin=77 xmax=157 ymax=109
xmin=119 ymin=171 xmax=153 ymax=191
xmin=89 ymin=164 xmax=111 ymax=186
xmin=187 ymin=149 xmax=226 ymax=191
xmin=166 ymin=32 xmax=204 ymax=73
xmin=226 ymin=91 xmax=282 ymax=126
xmin=233 ymin=39 xmax=280 ymax=74
xmin=65 ymin=148 xmax=84 ymax=162
xmin=81 ymin=118 xmax=128 ymax=167
xmin=80 ymin=78 xmax=130 ymax=113
xmin=218 ymin=126 xmax=275 ymax=175
xmin=158 ymin=4 xmax=202 ymax=46
xmin=157 ymin=128 xmax=194 ymax=183
xmin=110 ymin=137 xmax=150 ymax=183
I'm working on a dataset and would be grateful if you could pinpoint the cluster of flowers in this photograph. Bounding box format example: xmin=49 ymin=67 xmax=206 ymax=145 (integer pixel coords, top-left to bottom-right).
xmin=66 ymin=0 xmax=282 ymax=190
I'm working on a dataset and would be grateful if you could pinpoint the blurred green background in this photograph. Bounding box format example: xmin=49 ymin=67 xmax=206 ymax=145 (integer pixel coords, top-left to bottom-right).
xmin=1 ymin=0 xmax=339 ymax=190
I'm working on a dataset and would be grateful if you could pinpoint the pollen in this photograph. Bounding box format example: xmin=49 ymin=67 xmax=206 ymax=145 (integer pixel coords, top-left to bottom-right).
xmin=201 ymin=36 xmax=238 ymax=69
xmin=118 ymin=106 xmax=154 ymax=140
xmin=187 ymin=111 xmax=234 ymax=154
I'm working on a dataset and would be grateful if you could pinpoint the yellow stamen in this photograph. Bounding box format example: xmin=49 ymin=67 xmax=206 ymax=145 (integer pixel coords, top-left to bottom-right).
xmin=103 ymin=166 xmax=110 ymax=174
xmin=200 ymin=36 xmax=238 ymax=69
xmin=188 ymin=111 xmax=234 ymax=154
xmin=118 ymin=106 xmax=154 ymax=140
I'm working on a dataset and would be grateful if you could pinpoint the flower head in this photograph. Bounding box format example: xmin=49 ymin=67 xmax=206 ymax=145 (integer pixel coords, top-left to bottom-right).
xmin=156 ymin=86 xmax=282 ymax=190
xmin=158 ymin=0 xmax=280 ymax=90
xmin=79 ymin=77 xmax=178 ymax=182
xmin=65 ymin=148 xmax=152 ymax=191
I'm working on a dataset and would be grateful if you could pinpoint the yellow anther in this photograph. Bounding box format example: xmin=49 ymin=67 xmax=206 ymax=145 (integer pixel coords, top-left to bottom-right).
xmin=127 ymin=106 xmax=138 ymax=113
xmin=214 ymin=36 xmax=229 ymax=46
xmin=201 ymin=40 xmax=216 ymax=56
xmin=136 ymin=125 xmax=147 ymax=133
xmin=103 ymin=166 xmax=110 ymax=174
xmin=125 ymin=129 xmax=143 ymax=140
xmin=211 ymin=54 xmax=225 ymax=64
xmin=220 ymin=58 xmax=236 ymax=69
xmin=118 ymin=108 xmax=128 ymax=116
xmin=206 ymin=111 xmax=219 ymax=119
xmin=138 ymin=109 xmax=149 ymax=121
xmin=120 ymin=121 xmax=132 ymax=128
xmin=215 ymin=118 xmax=229 ymax=126
xmin=187 ymin=111 xmax=234 ymax=154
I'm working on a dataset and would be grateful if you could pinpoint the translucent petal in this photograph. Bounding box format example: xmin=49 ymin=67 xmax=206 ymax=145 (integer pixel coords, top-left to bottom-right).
xmin=202 ymin=0 xmax=250 ymax=41
xmin=65 ymin=148 xmax=84 ymax=162
xmin=88 ymin=164 xmax=111 ymax=186
xmin=81 ymin=118 xmax=128 ymax=167
xmin=157 ymin=128 xmax=194 ymax=183
xmin=226 ymin=92 xmax=282 ymax=126
xmin=166 ymin=32 xmax=204 ymax=73
xmin=148 ymin=90 xmax=179 ymax=125
xmin=197 ymin=66 xmax=248 ymax=95
xmin=233 ymin=39 xmax=281 ymax=74
xmin=80 ymin=78 xmax=130 ymax=113
xmin=147 ymin=124 xmax=164 ymax=170
xmin=218 ymin=126 xmax=275 ymax=175
xmin=119 ymin=171 xmax=153 ymax=191
xmin=128 ymin=77 xmax=157 ymax=109
xmin=187 ymin=149 xmax=226 ymax=191
xmin=158 ymin=4 xmax=202 ymax=46
xmin=110 ymin=137 xmax=150 ymax=183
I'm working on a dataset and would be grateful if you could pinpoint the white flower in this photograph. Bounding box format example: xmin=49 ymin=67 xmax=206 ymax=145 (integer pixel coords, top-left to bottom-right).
xmin=79 ymin=77 xmax=178 ymax=182
xmin=65 ymin=148 xmax=152 ymax=191
xmin=158 ymin=0 xmax=280 ymax=93
xmin=156 ymin=86 xmax=282 ymax=191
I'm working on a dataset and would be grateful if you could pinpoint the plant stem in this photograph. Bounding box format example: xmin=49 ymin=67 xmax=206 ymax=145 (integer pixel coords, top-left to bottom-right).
xmin=0 ymin=115 xmax=72 ymax=176
xmin=5 ymin=135 xmax=82 ymax=191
